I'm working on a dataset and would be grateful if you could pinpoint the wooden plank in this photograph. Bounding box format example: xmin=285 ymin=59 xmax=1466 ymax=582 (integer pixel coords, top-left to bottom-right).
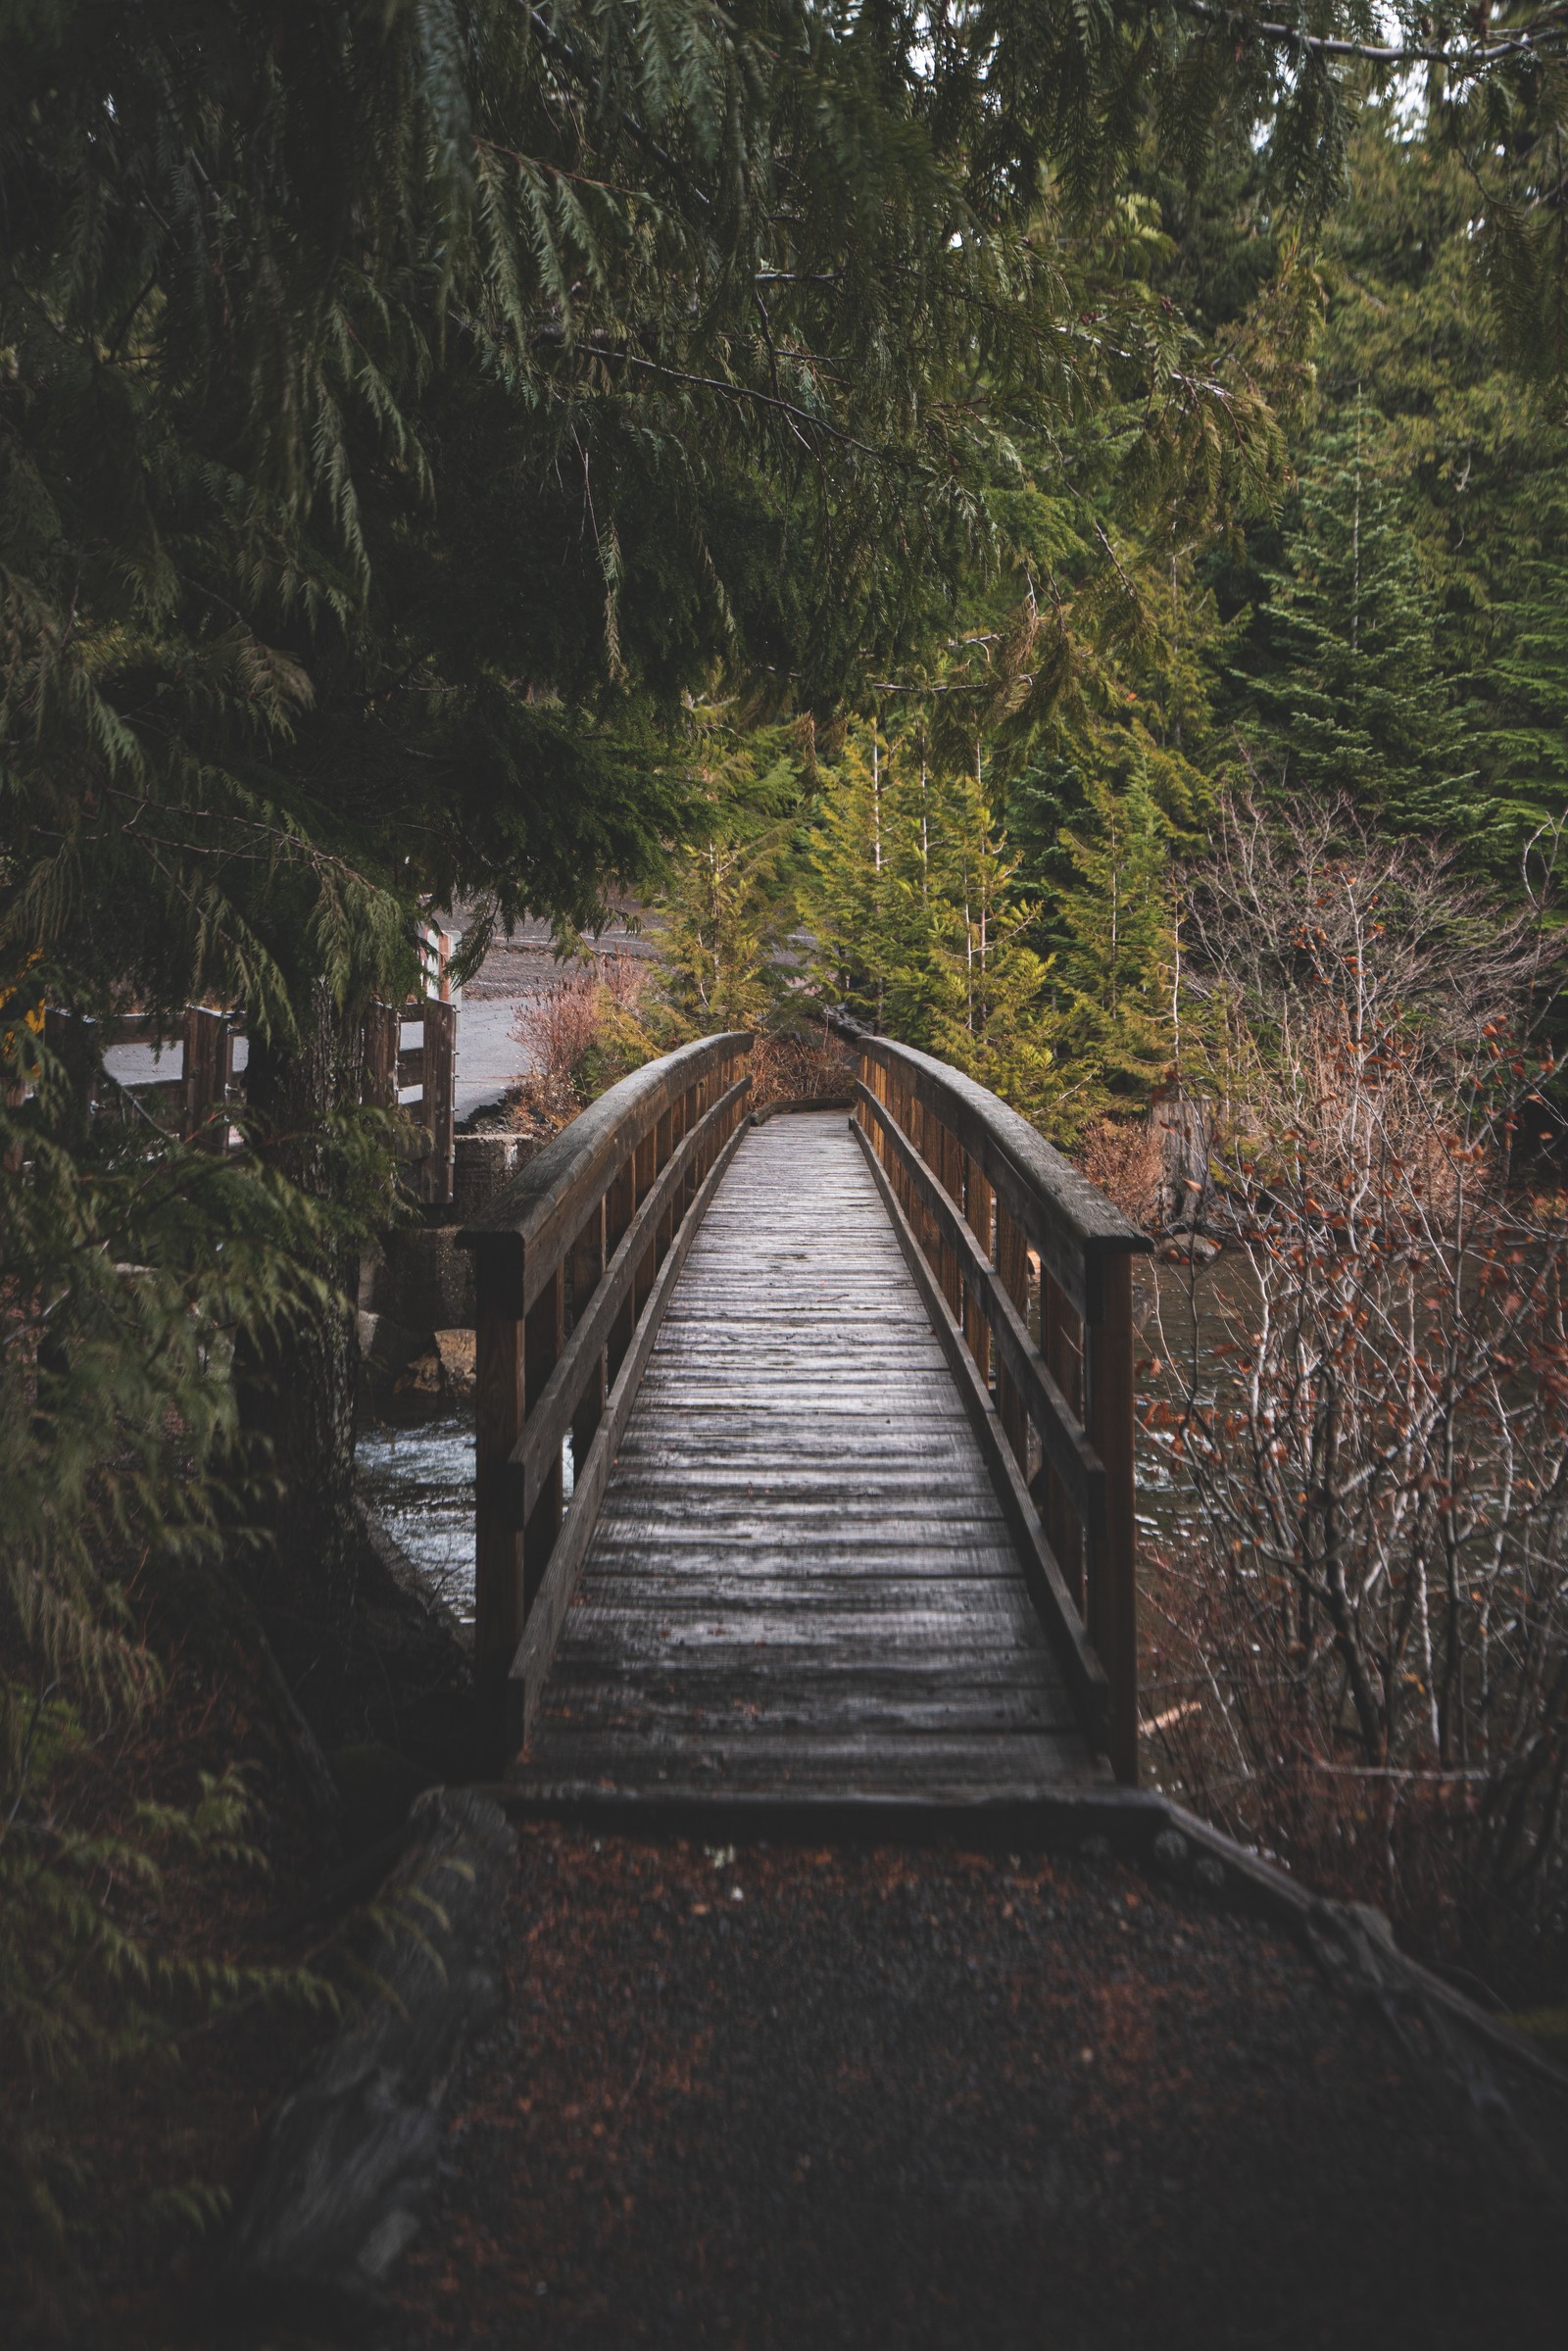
xmin=858 ymin=1083 xmax=1107 ymax=1533
xmin=832 ymin=1016 xmax=1149 ymax=1318
xmin=458 ymin=1030 xmax=751 ymax=1317
xmin=514 ymin=1076 xmax=750 ymax=1514
xmin=511 ymin=1114 xmax=752 ymax=1739
xmin=849 ymin=1116 xmax=1110 ymax=1753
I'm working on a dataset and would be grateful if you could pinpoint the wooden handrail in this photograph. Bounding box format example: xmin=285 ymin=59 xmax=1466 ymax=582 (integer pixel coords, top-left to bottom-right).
xmin=459 ymin=1032 xmax=753 ymax=1762
xmin=831 ymin=1014 xmax=1150 ymax=1784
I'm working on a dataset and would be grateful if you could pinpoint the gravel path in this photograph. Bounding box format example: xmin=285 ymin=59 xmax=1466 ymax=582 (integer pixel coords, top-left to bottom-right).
xmin=390 ymin=1826 xmax=1567 ymax=2351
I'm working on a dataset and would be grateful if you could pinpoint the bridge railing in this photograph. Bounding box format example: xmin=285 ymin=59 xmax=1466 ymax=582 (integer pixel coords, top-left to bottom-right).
xmin=833 ymin=1016 xmax=1150 ymax=1782
xmin=459 ymin=1032 xmax=753 ymax=1761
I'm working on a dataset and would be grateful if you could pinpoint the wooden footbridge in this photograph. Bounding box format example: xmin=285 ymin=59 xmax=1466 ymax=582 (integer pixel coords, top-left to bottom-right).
xmin=460 ymin=1030 xmax=1148 ymax=1805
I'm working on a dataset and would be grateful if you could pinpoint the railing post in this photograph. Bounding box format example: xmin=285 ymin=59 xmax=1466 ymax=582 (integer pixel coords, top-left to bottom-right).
xmin=523 ymin=1265 xmax=565 ymax=1611
xmin=995 ymin=1202 xmax=1030 ymax=1475
xmin=1087 ymin=1251 xmax=1138 ymax=1786
xmin=937 ymin=1121 xmax=962 ymax=1320
xmin=473 ymin=1238 xmax=525 ymax=1764
xmin=1042 ymin=1264 xmax=1084 ymax=1616
xmin=568 ymin=1198 xmax=607 ymax=1483
xmin=963 ymin=1157 xmax=992 ymax=1385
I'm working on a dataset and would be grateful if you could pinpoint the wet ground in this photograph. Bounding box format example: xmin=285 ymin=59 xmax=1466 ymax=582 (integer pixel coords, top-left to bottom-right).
xmin=389 ymin=1825 xmax=1568 ymax=2351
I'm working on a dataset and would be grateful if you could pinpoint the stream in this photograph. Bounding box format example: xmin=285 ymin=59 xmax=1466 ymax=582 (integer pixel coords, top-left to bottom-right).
xmin=358 ymin=1406 xmax=477 ymax=1632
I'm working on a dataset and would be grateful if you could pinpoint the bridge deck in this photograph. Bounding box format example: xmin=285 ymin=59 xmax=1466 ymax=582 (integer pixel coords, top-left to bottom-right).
xmin=513 ymin=1112 xmax=1096 ymax=1805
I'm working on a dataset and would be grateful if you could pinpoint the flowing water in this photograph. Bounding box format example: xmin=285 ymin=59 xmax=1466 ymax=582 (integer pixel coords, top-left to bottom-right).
xmin=358 ymin=1405 xmax=477 ymax=1631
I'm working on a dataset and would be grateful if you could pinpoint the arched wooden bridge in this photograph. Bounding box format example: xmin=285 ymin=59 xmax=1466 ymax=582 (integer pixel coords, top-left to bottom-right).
xmin=460 ymin=1029 xmax=1149 ymax=1807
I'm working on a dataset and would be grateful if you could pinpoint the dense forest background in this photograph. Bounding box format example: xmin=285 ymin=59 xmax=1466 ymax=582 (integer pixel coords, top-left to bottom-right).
xmin=7 ymin=6 xmax=1568 ymax=2326
xmin=640 ymin=106 xmax=1568 ymax=1131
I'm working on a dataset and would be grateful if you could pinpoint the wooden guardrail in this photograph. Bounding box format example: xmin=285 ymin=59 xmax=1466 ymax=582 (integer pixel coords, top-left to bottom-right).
xmin=458 ymin=1032 xmax=753 ymax=1762
xmin=832 ymin=1015 xmax=1150 ymax=1783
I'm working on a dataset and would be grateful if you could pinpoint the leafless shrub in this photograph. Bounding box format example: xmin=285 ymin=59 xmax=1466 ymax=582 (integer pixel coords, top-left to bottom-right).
xmin=1077 ymin=1115 xmax=1165 ymax=1229
xmin=1144 ymin=797 xmax=1568 ymax=1993
xmin=748 ymin=1029 xmax=857 ymax=1112
xmin=510 ymin=968 xmax=601 ymax=1130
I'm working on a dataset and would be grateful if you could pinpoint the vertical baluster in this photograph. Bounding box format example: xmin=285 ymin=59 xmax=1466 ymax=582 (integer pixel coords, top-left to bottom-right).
xmin=654 ymin=1104 xmax=674 ymax=1259
xmin=937 ymin=1119 xmax=961 ymax=1318
xmin=523 ymin=1265 xmax=564 ymax=1611
xmin=632 ymin=1118 xmax=659 ymax=1316
xmin=568 ymin=1198 xmax=607 ymax=1484
xmin=1043 ymin=1261 xmax=1084 ymax=1616
xmin=995 ymin=1201 xmax=1029 ymax=1473
xmin=670 ymin=1081 xmax=691 ymax=1222
xmin=604 ymin=1147 xmax=637 ymax=1389
xmin=472 ymin=1238 xmax=525 ymax=1764
xmin=1087 ymin=1252 xmax=1138 ymax=1786
xmin=963 ymin=1158 xmax=992 ymax=1385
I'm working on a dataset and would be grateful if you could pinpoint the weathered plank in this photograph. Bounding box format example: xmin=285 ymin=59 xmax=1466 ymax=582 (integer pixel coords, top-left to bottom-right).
xmin=511 ymin=1111 xmax=1096 ymax=1804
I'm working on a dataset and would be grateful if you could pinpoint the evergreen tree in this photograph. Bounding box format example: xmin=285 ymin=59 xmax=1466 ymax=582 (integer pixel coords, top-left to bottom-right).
xmin=1229 ymin=403 xmax=1474 ymax=834
xmin=922 ymin=758 xmax=1062 ymax=1127
xmin=1053 ymin=756 xmax=1176 ymax=1123
xmin=657 ymin=709 xmax=805 ymax=1036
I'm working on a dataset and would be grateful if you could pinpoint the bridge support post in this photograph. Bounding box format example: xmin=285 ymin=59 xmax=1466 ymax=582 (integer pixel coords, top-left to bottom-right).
xmin=1087 ymin=1251 xmax=1138 ymax=1786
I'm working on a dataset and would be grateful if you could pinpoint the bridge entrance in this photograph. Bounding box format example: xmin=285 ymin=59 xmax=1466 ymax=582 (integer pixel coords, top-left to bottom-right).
xmin=461 ymin=1029 xmax=1147 ymax=1804
xmin=512 ymin=1112 xmax=1094 ymax=1806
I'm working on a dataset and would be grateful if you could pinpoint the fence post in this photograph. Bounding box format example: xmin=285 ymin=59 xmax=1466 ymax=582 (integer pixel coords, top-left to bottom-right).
xmin=363 ymin=1002 xmax=400 ymax=1110
xmin=1086 ymin=1251 xmax=1138 ymax=1786
xmin=419 ymin=996 xmax=457 ymax=1207
xmin=183 ymin=1005 xmax=228 ymax=1146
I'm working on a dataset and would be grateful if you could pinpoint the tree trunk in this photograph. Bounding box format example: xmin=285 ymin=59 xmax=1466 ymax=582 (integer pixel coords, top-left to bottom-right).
xmin=234 ymin=980 xmax=365 ymax=1718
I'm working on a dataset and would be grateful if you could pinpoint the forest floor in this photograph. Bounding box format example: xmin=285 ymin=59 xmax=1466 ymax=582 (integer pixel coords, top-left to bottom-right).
xmin=375 ymin=1823 xmax=1568 ymax=2351
xmin=82 ymin=1807 xmax=1568 ymax=2351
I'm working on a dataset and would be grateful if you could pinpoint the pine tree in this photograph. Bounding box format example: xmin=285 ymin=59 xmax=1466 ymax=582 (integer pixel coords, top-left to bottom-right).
xmin=1052 ymin=755 xmax=1176 ymax=1124
xmin=923 ymin=757 xmax=1062 ymax=1127
xmin=658 ymin=708 xmax=805 ymax=1036
xmin=1231 ymin=401 xmax=1474 ymax=834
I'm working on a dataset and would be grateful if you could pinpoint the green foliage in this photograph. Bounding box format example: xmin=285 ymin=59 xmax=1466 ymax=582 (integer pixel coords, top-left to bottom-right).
xmin=0 ymin=1018 xmax=334 ymax=2325
xmin=1228 ymin=400 xmax=1475 ymax=833
xmin=1053 ymin=761 xmax=1177 ymax=1123
xmin=805 ymin=720 xmax=1064 ymax=1124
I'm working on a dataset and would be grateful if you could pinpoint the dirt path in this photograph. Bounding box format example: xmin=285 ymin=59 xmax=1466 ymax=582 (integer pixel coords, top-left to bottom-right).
xmin=389 ymin=1825 xmax=1567 ymax=2351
